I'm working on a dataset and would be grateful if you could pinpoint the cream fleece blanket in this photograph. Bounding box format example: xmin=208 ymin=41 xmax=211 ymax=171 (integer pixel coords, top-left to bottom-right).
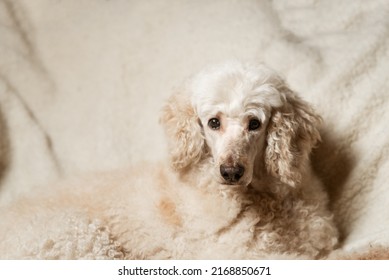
xmin=0 ymin=0 xmax=388 ymax=255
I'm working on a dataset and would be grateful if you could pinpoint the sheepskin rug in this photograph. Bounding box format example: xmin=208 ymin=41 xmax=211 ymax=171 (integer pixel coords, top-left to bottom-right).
xmin=0 ymin=0 xmax=388 ymax=257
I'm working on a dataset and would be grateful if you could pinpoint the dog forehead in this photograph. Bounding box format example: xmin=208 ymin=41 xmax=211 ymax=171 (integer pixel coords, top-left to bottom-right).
xmin=192 ymin=71 xmax=282 ymax=119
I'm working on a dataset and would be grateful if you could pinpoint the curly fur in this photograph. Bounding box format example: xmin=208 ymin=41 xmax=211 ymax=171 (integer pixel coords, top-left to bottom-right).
xmin=0 ymin=61 xmax=338 ymax=259
xmin=161 ymin=91 xmax=207 ymax=171
xmin=265 ymin=89 xmax=322 ymax=187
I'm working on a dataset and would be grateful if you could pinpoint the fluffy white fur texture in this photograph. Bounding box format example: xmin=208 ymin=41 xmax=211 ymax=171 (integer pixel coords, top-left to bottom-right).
xmin=0 ymin=62 xmax=338 ymax=259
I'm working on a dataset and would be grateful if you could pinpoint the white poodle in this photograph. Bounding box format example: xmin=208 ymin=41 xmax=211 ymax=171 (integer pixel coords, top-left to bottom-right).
xmin=0 ymin=61 xmax=338 ymax=259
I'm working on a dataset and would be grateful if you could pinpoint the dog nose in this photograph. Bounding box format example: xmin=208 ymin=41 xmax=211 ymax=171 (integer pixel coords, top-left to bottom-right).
xmin=220 ymin=164 xmax=245 ymax=183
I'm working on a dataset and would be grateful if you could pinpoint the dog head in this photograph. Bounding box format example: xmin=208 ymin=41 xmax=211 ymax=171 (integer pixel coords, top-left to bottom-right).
xmin=161 ymin=62 xmax=321 ymax=188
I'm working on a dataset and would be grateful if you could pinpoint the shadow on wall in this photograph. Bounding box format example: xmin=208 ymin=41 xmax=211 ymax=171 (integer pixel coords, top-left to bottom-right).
xmin=0 ymin=105 xmax=10 ymax=186
xmin=311 ymin=128 xmax=356 ymax=245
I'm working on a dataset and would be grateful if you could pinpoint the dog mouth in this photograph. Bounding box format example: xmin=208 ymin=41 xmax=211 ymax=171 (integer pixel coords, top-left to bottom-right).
xmin=219 ymin=174 xmax=251 ymax=187
xmin=221 ymin=181 xmax=241 ymax=186
xmin=220 ymin=179 xmax=250 ymax=186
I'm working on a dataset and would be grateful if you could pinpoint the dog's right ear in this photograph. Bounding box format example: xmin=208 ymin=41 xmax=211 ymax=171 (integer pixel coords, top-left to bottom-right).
xmin=160 ymin=90 xmax=207 ymax=173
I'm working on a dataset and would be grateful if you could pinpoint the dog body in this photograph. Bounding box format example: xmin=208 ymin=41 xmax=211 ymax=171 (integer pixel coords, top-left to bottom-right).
xmin=0 ymin=62 xmax=338 ymax=259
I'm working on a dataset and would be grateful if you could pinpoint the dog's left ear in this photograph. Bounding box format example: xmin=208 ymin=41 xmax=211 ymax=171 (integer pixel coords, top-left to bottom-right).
xmin=265 ymin=86 xmax=321 ymax=187
xmin=160 ymin=90 xmax=207 ymax=173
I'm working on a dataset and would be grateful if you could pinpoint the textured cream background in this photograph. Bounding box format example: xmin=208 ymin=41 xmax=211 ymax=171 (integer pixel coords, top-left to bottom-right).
xmin=0 ymin=0 xmax=388 ymax=253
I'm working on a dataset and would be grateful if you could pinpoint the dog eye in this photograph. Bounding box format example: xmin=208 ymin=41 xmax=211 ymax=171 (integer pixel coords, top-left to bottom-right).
xmin=208 ymin=118 xmax=221 ymax=130
xmin=248 ymin=118 xmax=261 ymax=131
